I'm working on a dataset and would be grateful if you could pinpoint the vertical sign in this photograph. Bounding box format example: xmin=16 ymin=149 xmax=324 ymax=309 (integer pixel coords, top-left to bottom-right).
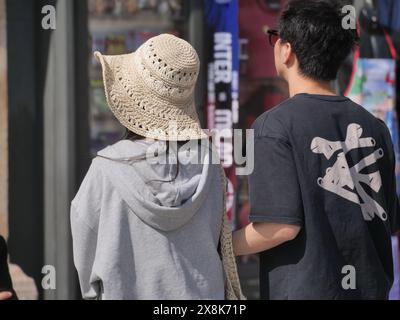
xmin=204 ymin=0 xmax=239 ymax=225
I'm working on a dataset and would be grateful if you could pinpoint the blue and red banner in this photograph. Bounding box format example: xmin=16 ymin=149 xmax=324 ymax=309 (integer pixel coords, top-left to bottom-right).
xmin=204 ymin=0 xmax=239 ymax=226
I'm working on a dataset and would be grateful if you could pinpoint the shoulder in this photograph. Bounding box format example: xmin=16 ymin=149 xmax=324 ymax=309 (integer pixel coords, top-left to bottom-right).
xmin=71 ymin=160 xmax=106 ymax=231
xmin=375 ymin=118 xmax=392 ymax=138
xmin=72 ymin=160 xmax=105 ymax=209
xmin=251 ymin=97 xmax=299 ymax=140
xmin=348 ymin=101 xmax=393 ymax=140
xmin=375 ymin=118 xmax=395 ymax=159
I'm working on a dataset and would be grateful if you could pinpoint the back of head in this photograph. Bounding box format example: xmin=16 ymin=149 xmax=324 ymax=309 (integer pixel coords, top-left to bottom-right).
xmin=279 ymin=0 xmax=359 ymax=81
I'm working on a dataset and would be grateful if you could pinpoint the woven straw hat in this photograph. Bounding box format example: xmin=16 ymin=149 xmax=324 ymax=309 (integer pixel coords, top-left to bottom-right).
xmin=95 ymin=34 xmax=208 ymax=141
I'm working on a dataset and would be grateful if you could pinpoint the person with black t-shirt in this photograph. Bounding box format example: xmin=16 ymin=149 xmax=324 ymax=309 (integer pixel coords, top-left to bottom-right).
xmin=0 ymin=236 xmax=16 ymax=300
xmin=233 ymin=0 xmax=400 ymax=300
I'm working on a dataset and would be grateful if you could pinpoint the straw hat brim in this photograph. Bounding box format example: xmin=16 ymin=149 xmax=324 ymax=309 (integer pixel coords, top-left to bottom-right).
xmin=95 ymin=51 xmax=209 ymax=141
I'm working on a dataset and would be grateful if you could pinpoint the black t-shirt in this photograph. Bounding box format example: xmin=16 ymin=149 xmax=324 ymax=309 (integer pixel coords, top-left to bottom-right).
xmin=249 ymin=93 xmax=400 ymax=300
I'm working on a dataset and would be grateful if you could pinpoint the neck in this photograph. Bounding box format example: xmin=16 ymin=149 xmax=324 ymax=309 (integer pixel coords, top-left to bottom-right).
xmin=287 ymin=74 xmax=335 ymax=98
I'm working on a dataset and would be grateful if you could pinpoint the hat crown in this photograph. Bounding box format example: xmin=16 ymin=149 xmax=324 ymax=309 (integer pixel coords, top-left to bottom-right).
xmin=95 ymin=34 xmax=207 ymax=141
xmin=136 ymin=34 xmax=200 ymax=102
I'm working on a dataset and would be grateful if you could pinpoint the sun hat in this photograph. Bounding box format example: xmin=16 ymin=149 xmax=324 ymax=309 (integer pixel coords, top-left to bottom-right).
xmin=94 ymin=33 xmax=208 ymax=141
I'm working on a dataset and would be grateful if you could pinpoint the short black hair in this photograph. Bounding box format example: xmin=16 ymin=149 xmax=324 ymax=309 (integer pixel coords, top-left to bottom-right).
xmin=279 ymin=0 xmax=358 ymax=81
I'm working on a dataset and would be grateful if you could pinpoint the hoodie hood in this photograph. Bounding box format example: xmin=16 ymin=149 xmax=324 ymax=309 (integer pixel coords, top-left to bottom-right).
xmin=96 ymin=139 xmax=217 ymax=232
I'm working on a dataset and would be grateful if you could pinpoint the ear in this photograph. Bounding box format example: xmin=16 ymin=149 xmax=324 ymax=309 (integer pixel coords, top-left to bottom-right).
xmin=281 ymin=41 xmax=293 ymax=65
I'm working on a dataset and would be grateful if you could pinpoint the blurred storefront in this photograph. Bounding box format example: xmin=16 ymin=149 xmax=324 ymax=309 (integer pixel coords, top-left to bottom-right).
xmin=0 ymin=0 xmax=399 ymax=300
xmin=88 ymin=1 xmax=192 ymax=155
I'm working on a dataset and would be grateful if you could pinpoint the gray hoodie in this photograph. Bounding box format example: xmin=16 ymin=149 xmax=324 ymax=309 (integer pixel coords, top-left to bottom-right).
xmin=71 ymin=139 xmax=225 ymax=300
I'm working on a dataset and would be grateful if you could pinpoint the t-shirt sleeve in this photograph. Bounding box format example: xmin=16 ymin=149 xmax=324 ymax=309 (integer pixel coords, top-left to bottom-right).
xmin=379 ymin=119 xmax=400 ymax=234
xmin=387 ymin=137 xmax=400 ymax=235
xmin=248 ymin=135 xmax=304 ymax=226
xmin=389 ymin=189 xmax=400 ymax=235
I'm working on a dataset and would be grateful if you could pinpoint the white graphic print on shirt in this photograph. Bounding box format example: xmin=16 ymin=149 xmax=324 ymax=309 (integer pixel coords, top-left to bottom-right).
xmin=311 ymin=123 xmax=387 ymax=222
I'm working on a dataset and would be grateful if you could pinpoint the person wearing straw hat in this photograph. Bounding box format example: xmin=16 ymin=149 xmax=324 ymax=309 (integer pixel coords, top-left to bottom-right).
xmin=70 ymin=34 xmax=245 ymax=300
